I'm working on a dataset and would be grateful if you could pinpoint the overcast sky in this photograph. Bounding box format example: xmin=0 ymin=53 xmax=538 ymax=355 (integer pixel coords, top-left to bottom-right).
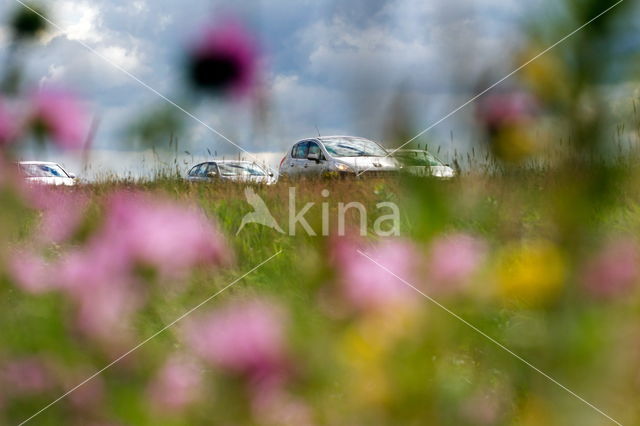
xmin=0 ymin=0 xmax=636 ymax=175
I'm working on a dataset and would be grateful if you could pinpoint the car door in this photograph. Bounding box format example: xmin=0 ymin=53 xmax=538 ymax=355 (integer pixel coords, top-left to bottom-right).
xmin=203 ymin=162 xmax=219 ymax=181
xmin=287 ymin=141 xmax=309 ymax=176
xmin=302 ymin=141 xmax=326 ymax=176
xmin=188 ymin=164 xmax=205 ymax=182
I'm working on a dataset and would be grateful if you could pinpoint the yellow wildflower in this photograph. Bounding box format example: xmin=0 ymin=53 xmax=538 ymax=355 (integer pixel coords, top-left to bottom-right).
xmin=496 ymin=240 xmax=566 ymax=307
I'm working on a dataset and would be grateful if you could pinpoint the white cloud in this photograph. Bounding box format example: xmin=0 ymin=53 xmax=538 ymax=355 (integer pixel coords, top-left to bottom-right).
xmin=96 ymin=45 xmax=143 ymax=73
xmin=51 ymin=1 xmax=103 ymax=43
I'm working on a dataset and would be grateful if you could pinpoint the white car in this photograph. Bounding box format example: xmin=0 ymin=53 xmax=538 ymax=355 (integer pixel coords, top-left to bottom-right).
xmin=17 ymin=161 xmax=77 ymax=186
xmin=279 ymin=136 xmax=401 ymax=178
xmin=392 ymin=149 xmax=456 ymax=178
xmin=186 ymin=160 xmax=277 ymax=185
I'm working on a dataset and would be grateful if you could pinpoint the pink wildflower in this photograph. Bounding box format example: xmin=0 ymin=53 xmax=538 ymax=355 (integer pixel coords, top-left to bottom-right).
xmin=23 ymin=185 xmax=88 ymax=243
xmin=2 ymin=358 xmax=53 ymax=396
xmin=31 ymin=88 xmax=89 ymax=149
xmin=251 ymin=387 xmax=313 ymax=426
xmin=188 ymin=19 xmax=258 ymax=97
xmin=426 ymin=233 xmax=487 ymax=294
xmin=581 ymin=239 xmax=640 ymax=299
xmin=0 ymin=100 xmax=19 ymax=146
xmin=186 ymin=300 xmax=288 ymax=384
xmin=99 ymin=191 xmax=229 ymax=278
xmin=148 ymin=355 xmax=203 ymax=412
xmin=332 ymin=237 xmax=418 ymax=313
xmin=65 ymin=370 xmax=105 ymax=411
xmin=8 ymin=251 xmax=54 ymax=294
xmin=477 ymin=91 xmax=537 ymax=134
xmin=56 ymin=245 xmax=140 ymax=343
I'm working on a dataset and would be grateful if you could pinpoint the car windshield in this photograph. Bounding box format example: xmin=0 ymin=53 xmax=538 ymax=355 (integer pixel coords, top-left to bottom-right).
xmin=217 ymin=163 xmax=266 ymax=177
xmin=394 ymin=151 xmax=445 ymax=167
xmin=321 ymin=138 xmax=387 ymax=158
xmin=20 ymin=163 xmax=68 ymax=178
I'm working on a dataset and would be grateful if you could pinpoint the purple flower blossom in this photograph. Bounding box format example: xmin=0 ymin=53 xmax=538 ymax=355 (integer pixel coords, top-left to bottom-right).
xmin=2 ymin=358 xmax=53 ymax=396
xmin=188 ymin=19 xmax=258 ymax=97
xmin=186 ymin=300 xmax=288 ymax=385
xmin=8 ymin=251 xmax=54 ymax=294
xmin=148 ymin=355 xmax=203 ymax=412
xmin=426 ymin=233 xmax=487 ymax=294
xmin=98 ymin=191 xmax=230 ymax=278
xmin=31 ymin=88 xmax=89 ymax=149
xmin=55 ymin=241 xmax=141 ymax=344
xmin=251 ymin=387 xmax=313 ymax=426
xmin=332 ymin=237 xmax=418 ymax=313
xmin=477 ymin=91 xmax=538 ymax=134
xmin=0 ymin=100 xmax=19 ymax=146
xmin=581 ymin=239 xmax=640 ymax=299
xmin=7 ymin=190 xmax=230 ymax=346
xmin=23 ymin=186 xmax=89 ymax=243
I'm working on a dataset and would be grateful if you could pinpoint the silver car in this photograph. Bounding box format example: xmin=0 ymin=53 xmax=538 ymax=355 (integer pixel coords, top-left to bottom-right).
xmin=392 ymin=149 xmax=456 ymax=178
xmin=186 ymin=160 xmax=277 ymax=185
xmin=17 ymin=161 xmax=77 ymax=186
xmin=279 ymin=136 xmax=401 ymax=178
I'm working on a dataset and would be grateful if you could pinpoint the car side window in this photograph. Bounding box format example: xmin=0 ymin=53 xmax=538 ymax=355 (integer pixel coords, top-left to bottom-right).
xmin=189 ymin=164 xmax=203 ymax=176
xmin=292 ymin=142 xmax=309 ymax=159
xmin=308 ymin=142 xmax=323 ymax=160
xmin=205 ymin=163 xmax=218 ymax=176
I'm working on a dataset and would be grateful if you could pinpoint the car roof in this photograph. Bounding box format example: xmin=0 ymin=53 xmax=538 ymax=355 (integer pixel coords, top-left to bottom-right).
xmin=194 ymin=160 xmax=261 ymax=165
xmin=18 ymin=161 xmax=63 ymax=166
xmin=293 ymin=135 xmax=377 ymax=145
xmin=318 ymin=135 xmax=371 ymax=141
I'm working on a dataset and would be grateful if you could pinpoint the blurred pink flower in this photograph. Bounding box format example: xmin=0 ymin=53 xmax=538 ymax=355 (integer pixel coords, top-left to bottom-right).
xmin=0 ymin=100 xmax=19 ymax=146
xmin=23 ymin=186 xmax=88 ymax=243
xmin=99 ymin=191 xmax=230 ymax=278
xmin=461 ymin=391 xmax=504 ymax=425
xmin=8 ymin=251 xmax=54 ymax=294
xmin=31 ymin=88 xmax=89 ymax=149
xmin=581 ymin=239 xmax=640 ymax=299
xmin=188 ymin=19 xmax=258 ymax=97
xmin=65 ymin=370 xmax=105 ymax=412
xmin=186 ymin=300 xmax=287 ymax=384
xmin=2 ymin=358 xmax=53 ymax=396
xmin=426 ymin=233 xmax=487 ymax=294
xmin=56 ymin=244 xmax=140 ymax=343
xmin=477 ymin=91 xmax=537 ymax=133
xmin=73 ymin=279 xmax=141 ymax=343
xmin=148 ymin=355 xmax=202 ymax=412
xmin=332 ymin=237 xmax=417 ymax=313
xmin=251 ymin=387 xmax=313 ymax=426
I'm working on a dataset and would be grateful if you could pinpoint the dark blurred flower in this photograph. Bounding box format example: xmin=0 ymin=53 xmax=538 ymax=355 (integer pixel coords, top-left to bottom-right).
xmin=2 ymin=358 xmax=53 ymax=396
xmin=477 ymin=92 xmax=537 ymax=133
xmin=476 ymin=91 xmax=540 ymax=162
xmin=332 ymin=237 xmax=418 ymax=313
xmin=426 ymin=233 xmax=487 ymax=294
xmin=187 ymin=20 xmax=258 ymax=97
xmin=581 ymin=239 xmax=639 ymax=299
xmin=186 ymin=300 xmax=288 ymax=386
xmin=10 ymin=3 xmax=47 ymax=40
xmin=0 ymin=100 xmax=20 ymax=146
xmin=148 ymin=355 xmax=203 ymax=412
xmin=30 ymin=88 xmax=89 ymax=149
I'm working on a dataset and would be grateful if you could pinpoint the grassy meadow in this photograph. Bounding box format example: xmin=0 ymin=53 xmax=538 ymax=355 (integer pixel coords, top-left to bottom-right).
xmin=2 ymin=162 xmax=640 ymax=425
